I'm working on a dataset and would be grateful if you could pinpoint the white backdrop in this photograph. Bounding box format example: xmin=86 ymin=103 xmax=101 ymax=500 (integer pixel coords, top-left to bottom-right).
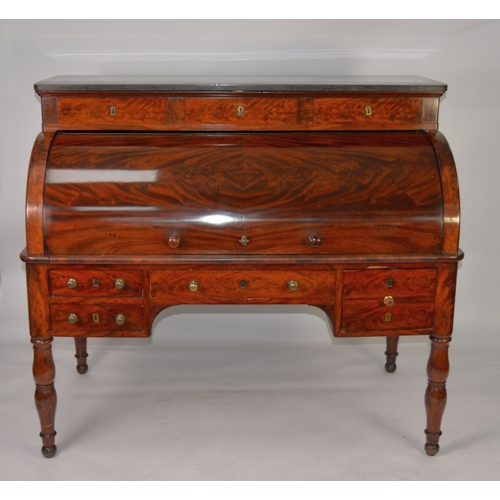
xmin=1 ymin=20 xmax=499 ymax=480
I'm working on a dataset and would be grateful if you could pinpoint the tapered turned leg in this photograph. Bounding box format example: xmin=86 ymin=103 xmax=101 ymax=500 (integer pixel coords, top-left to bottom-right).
xmin=385 ymin=336 xmax=399 ymax=373
xmin=31 ymin=337 xmax=57 ymax=458
xmin=424 ymin=334 xmax=451 ymax=456
xmin=74 ymin=337 xmax=88 ymax=374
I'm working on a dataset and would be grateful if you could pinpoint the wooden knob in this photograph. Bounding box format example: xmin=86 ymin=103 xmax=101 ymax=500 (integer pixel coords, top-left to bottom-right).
xmin=168 ymin=234 xmax=181 ymax=248
xmin=308 ymin=234 xmax=321 ymax=248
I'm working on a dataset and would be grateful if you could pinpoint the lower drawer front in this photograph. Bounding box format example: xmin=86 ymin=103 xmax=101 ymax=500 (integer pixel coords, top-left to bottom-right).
xmin=341 ymin=299 xmax=435 ymax=331
xmin=150 ymin=270 xmax=335 ymax=302
xmin=50 ymin=304 xmax=144 ymax=332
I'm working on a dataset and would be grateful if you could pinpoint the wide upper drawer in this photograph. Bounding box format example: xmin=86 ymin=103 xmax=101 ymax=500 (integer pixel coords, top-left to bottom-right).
xmin=43 ymin=131 xmax=444 ymax=256
xmin=41 ymin=95 xmax=439 ymax=131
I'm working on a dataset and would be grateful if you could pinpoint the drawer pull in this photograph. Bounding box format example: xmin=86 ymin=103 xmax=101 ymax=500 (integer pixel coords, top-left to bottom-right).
xmin=168 ymin=234 xmax=181 ymax=248
xmin=66 ymin=278 xmax=78 ymax=289
xmin=308 ymin=234 xmax=321 ymax=248
xmin=115 ymin=314 xmax=126 ymax=326
xmin=385 ymin=312 xmax=392 ymax=322
xmin=67 ymin=313 xmax=78 ymax=324
xmin=188 ymin=280 xmax=199 ymax=292
xmin=384 ymin=296 xmax=395 ymax=307
xmin=114 ymin=278 xmax=126 ymax=290
xmin=288 ymin=280 xmax=299 ymax=291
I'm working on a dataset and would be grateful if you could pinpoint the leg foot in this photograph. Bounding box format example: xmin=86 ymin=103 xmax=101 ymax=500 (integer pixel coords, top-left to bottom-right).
xmin=74 ymin=337 xmax=88 ymax=374
xmin=385 ymin=336 xmax=399 ymax=373
xmin=41 ymin=444 xmax=57 ymax=458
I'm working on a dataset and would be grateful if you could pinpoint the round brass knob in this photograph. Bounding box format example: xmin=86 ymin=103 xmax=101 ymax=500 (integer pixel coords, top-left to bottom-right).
xmin=188 ymin=280 xmax=199 ymax=292
xmin=308 ymin=234 xmax=321 ymax=248
xmin=67 ymin=278 xmax=78 ymax=289
xmin=114 ymin=278 xmax=126 ymax=290
xmin=115 ymin=314 xmax=126 ymax=326
xmin=168 ymin=234 xmax=181 ymax=249
xmin=384 ymin=296 xmax=395 ymax=307
xmin=67 ymin=313 xmax=78 ymax=324
xmin=288 ymin=280 xmax=299 ymax=291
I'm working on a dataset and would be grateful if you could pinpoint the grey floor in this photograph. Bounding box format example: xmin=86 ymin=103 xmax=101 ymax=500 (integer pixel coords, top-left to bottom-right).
xmin=2 ymin=303 xmax=500 ymax=481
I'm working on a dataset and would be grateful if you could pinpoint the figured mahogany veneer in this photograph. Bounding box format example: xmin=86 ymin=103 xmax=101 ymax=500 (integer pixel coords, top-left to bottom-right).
xmin=23 ymin=76 xmax=461 ymax=458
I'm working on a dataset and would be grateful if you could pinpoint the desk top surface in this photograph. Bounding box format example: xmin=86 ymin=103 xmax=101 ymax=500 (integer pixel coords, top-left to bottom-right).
xmin=34 ymin=75 xmax=447 ymax=93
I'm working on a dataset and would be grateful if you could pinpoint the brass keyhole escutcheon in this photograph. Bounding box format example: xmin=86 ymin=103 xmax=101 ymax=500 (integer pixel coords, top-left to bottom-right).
xmin=237 ymin=106 xmax=244 ymax=116
xmin=92 ymin=278 xmax=99 ymax=287
xmin=189 ymin=280 xmax=199 ymax=292
xmin=384 ymin=296 xmax=395 ymax=307
xmin=386 ymin=278 xmax=394 ymax=288
xmin=114 ymin=278 xmax=125 ymax=290
xmin=92 ymin=313 xmax=100 ymax=323
xmin=115 ymin=314 xmax=126 ymax=326
xmin=240 ymin=280 xmax=247 ymax=290
xmin=67 ymin=313 xmax=78 ymax=324
xmin=385 ymin=312 xmax=392 ymax=322
xmin=365 ymin=105 xmax=372 ymax=116
xmin=110 ymin=105 xmax=117 ymax=116
xmin=288 ymin=280 xmax=299 ymax=291
xmin=67 ymin=278 xmax=78 ymax=289
xmin=239 ymin=235 xmax=249 ymax=246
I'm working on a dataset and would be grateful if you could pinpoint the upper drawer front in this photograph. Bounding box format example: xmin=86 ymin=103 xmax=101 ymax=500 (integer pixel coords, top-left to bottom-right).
xmin=42 ymin=96 xmax=438 ymax=131
xmin=343 ymin=269 xmax=437 ymax=298
xmin=150 ymin=270 xmax=336 ymax=303
xmin=184 ymin=98 xmax=297 ymax=126
xmin=314 ymin=97 xmax=436 ymax=128
xmin=56 ymin=97 xmax=169 ymax=128
xmin=48 ymin=270 xmax=143 ymax=297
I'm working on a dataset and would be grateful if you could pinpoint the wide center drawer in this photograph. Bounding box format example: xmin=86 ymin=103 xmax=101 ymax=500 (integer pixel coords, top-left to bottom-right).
xmin=150 ymin=270 xmax=336 ymax=303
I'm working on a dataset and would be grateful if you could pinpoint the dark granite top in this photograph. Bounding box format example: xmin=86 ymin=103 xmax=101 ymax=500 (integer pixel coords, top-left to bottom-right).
xmin=34 ymin=75 xmax=447 ymax=94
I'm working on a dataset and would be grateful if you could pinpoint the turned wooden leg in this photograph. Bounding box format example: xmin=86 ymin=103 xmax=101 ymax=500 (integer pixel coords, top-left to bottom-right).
xmin=31 ymin=337 xmax=57 ymax=458
xmin=424 ymin=334 xmax=451 ymax=456
xmin=385 ymin=336 xmax=399 ymax=373
xmin=74 ymin=337 xmax=88 ymax=374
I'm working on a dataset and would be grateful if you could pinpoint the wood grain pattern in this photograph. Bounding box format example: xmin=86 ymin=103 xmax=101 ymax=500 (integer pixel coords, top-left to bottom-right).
xmin=57 ymin=97 xmax=169 ymax=127
xmin=43 ymin=132 xmax=443 ymax=255
xmin=48 ymin=269 xmax=143 ymax=297
xmin=150 ymin=270 xmax=336 ymax=303
xmin=342 ymin=268 xmax=437 ymax=298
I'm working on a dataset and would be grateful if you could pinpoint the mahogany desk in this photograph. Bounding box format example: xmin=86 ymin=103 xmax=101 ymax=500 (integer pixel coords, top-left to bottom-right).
xmin=22 ymin=76 xmax=462 ymax=457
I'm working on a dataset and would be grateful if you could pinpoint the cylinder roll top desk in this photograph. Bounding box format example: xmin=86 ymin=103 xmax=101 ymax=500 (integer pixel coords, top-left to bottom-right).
xmin=22 ymin=76 xmax=462 ymax=457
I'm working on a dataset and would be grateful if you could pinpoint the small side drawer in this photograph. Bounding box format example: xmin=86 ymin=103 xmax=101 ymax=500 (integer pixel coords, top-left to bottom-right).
xmin=150 ymin=270 xmax=335 ymax=303
xmin=184 ymin=98 xmax=298 ymax=126
xmin=342 ymin=269 xmax=437 ymax=298
xmin=314 ymin=97 xmax=437 ymax=127
xmin=48 ymin=270 xmax=143 ymax=297
xmin=56 ymin=97 xmax=168 ymax=127
xmin=341 ymin=299 xmax=435 ymax=331
xmin=50 ymin=303 xmax=144 ymax=332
